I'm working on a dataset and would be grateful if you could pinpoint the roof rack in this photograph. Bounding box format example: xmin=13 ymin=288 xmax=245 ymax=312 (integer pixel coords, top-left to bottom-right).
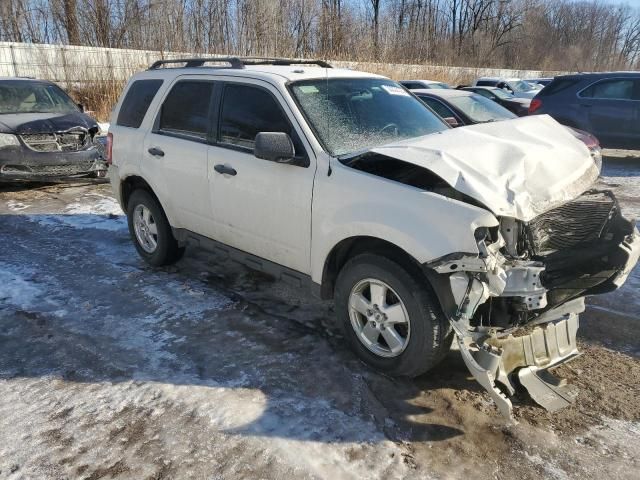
xmin=240 ymin=57 xmax=333 ymax=68
xmin=148 ymin=56 xmax=332 ymax=70
xmin=148 ymin=57 xmax=245 ymax=70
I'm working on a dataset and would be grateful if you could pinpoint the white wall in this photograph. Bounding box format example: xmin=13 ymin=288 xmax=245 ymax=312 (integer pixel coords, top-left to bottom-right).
xmin=0 ymin=41 xmax=565 ymax=84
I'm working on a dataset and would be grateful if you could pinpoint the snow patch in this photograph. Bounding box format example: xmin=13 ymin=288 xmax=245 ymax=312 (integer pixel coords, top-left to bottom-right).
xmin=30 ymin=194 xmax=125 ymax=231
xmin=0 ymin=264 xmax=42 ymax=310
xmin=7 ymin=200 xmax=29 ymax=211
xmin=576 ymin=417 xmax=640 ymax=459
xmin=523 ymin=451 xmax=570 ymax=480
xmin=97 ymin=122 xmax=110 ymax=135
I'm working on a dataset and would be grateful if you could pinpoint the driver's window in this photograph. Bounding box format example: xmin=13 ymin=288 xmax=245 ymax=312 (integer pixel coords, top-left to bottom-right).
xmin=218 ymin=83 xmax=304 ymax=156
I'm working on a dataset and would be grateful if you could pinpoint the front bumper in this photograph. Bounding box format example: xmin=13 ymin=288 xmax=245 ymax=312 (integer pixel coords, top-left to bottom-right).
xmin=0 ymin=144 xmax=107 ymax=182
xmin=425 ymin=203 xmax=639 ymax=420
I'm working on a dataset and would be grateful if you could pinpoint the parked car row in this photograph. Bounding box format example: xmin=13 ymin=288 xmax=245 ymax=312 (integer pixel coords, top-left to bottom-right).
xmin=401 ymin=72 xmax=640 ymax=149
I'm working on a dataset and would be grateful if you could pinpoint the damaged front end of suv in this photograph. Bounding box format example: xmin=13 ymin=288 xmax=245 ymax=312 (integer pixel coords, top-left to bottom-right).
xmin=425 ymin=191 xmax=638 ymax=418
xmin=362 ymin=116 xmax=640 ymax=419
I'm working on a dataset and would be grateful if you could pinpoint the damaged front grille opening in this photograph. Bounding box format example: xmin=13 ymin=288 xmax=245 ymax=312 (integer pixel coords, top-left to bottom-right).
xmin=20 ymin=128 xmax=96 ymax=153
xmin=526 ymin=190 xmax=618 ymax=257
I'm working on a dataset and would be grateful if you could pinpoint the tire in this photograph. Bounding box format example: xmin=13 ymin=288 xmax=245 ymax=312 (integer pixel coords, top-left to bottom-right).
xmin=126 ymin=189 xmax=185 ymax=266
xmin=334 ymin=253 xmax=452 ymax=377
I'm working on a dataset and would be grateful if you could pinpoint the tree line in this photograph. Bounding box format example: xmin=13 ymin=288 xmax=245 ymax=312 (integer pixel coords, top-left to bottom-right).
xmin=1 ymin=0 xmax=640 ymax=71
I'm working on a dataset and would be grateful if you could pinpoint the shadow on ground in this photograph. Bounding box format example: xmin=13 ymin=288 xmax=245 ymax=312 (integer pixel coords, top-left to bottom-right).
xmin=0 ymin=212 xmax=477 ymax=446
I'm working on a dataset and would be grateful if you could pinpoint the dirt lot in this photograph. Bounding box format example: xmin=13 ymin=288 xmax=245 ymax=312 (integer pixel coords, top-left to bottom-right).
xmin=0 ymin=157 xmax=638 ymax=480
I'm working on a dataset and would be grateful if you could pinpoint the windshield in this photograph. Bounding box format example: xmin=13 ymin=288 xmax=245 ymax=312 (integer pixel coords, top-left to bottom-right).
xmin=290 ymin=78 xmax=447 ymax=156
xmin=448 ymin=95 xmax=516 ymax=123
xmin=0 ymin=81 xmax=79 ymax=114
xmin=510 ymin=80 xmax=535 ymax=93
xmin=428 ymin=82 xmax=450 ymax=89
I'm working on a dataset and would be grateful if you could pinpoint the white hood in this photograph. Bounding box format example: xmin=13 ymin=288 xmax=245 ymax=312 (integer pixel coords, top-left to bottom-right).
xmin=371 ymin=115 xmax=600 ymax=221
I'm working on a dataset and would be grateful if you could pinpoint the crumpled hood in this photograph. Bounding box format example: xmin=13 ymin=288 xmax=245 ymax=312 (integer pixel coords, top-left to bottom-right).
xmin=0 ymin=111 xmax=98 ymax=134
xmin=371 ymin=115 xmax=600 ymax=221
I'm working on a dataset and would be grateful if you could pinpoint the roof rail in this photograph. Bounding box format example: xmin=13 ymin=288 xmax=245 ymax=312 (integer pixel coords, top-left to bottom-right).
xmin=148 ymin=57 xmax=245 ymax=70
xmin=240 ymin=57 xmax=333 ymax=68
xmin=147 ymin=56 xmax=332 ymax=70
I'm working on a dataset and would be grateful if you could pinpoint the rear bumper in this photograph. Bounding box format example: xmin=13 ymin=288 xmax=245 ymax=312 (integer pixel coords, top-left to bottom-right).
xmin=0 ymin=144 xmax=107 ymax=181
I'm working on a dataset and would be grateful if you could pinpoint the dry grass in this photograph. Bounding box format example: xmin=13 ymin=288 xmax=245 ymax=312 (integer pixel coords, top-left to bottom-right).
xmin=66 ymin=79 xmax=125 ymax=122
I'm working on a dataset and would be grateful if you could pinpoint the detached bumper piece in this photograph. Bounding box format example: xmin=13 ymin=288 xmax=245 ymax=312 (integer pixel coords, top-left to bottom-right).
xmin=457 ymin=310 xmax=580 ymax=420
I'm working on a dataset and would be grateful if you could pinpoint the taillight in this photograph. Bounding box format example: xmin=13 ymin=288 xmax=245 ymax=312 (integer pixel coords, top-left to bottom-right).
xmin=529 ymin=98 xmax=542 ymax=114
xmin=106 ymin=132 xmax=113 ymax=165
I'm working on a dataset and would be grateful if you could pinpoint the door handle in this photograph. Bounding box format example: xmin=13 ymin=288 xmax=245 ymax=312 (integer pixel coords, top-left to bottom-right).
xmin=214 ymin=164 xmax=237 ymax=176
xmin=148 ymin=147 xmax=165 ymax=157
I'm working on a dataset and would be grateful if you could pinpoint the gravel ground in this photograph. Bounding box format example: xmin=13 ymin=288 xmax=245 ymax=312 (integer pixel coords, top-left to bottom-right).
xmin=0 ymin=157 xmax=638 ymax=479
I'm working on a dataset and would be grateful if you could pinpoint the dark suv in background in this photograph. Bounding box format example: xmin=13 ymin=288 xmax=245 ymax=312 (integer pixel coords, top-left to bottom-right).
xmin=529 ymin=72 xmax=640 ymax=149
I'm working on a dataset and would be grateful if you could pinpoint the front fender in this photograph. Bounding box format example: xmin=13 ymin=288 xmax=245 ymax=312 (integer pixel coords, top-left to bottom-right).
xmin=310 ymin=161 xmax=498 ymax=283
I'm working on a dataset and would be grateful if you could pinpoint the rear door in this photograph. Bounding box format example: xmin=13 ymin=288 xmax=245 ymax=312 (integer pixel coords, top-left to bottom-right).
xmin=206 ymin=80 xmax=316 ymax=273
xmin=578 ymin=78 xmax=638 ymax=148
xmin=142 ymin=77 xmax=215 ymax=234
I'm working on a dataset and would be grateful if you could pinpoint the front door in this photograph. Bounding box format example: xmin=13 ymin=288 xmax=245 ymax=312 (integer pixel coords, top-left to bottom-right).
xmin=207 ymin=81 xmax=316 ymax=274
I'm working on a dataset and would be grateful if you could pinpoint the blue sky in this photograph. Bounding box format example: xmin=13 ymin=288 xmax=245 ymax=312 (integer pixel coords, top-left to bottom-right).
xmin=604 ymin=0 xmax=640 ymax=6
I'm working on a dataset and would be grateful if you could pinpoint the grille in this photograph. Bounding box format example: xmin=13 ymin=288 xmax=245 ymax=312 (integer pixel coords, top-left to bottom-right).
xmin=526 ymin=191 xmax=617 ymax=256
xmin=21 ymin=131 xmax=89 ymax=152
xmin=1 ymin=161 xmax=94 ymax=176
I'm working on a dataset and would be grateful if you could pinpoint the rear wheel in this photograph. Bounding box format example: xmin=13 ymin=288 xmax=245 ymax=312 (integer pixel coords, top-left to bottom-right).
xmin=335 ymin=254 xmax=452 ymax=377
xmin=127 ymin=189 xmax=184 ymax=266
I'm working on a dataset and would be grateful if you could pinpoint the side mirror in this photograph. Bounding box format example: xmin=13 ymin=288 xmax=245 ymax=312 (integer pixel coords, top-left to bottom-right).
xmin=254 ymin=132 xmax=295 ymax=163
xmin=443 ymin=117 xmax=460 ymax=127
xmin=77 ymin=103 xmax=85 ymax=112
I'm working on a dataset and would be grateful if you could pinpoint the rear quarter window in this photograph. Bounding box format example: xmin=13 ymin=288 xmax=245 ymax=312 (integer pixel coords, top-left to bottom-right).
xmin=579 ymin=79 xmax=635 ymax=100
xmin=537 ymin=78 xmax=581 ymax=97
xmin=116 ymin=79 xmax=163 ymax=128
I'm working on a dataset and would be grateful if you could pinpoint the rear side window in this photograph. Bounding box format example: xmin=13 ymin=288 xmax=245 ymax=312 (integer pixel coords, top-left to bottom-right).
xmin=158 ymin=81 xmax=214 ymax=139
xmin=219 ymin=84 xmax=301 ymax=152
xmin=580 ymin=79 xmax=635 ymax=100
xmin=116 ymin=79 xmax=163 ymax=128
xmin=420 ymin=97 xmax=456 ymax=119
xmin=537 ymin=77 xmax=580 ymax=97
xmin=476 ymin=80 xmax=497 ymax=87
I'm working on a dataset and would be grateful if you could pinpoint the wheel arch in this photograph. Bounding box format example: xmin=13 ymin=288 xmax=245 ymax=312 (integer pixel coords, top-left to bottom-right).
xmin=319 ymin=236 xmax=426 ymax=300
xmin=121 ymin=175 xmax=162 ymax=213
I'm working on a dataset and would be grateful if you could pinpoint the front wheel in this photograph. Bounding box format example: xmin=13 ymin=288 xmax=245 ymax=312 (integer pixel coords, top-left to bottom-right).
xmin=127 ymin=189 xmax=184 ymax=266
xmin=334 ymin=254 xmax=452 ymax=377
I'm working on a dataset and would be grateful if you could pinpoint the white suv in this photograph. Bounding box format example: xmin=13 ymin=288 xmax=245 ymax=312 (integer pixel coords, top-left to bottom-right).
xmin=108 ymin=57 xmax=639 ymax=418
